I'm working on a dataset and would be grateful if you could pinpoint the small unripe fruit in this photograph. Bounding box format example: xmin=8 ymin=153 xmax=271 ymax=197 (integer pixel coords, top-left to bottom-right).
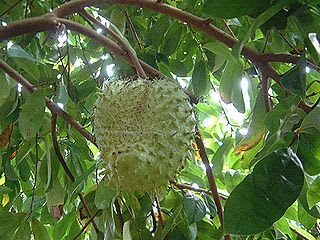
xmin=94 ymin=78 xmax=195 ymax=192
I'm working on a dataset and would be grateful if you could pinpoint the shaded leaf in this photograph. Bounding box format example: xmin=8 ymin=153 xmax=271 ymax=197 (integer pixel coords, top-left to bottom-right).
xmin=306 ymin=177 xmax=320 ymax=209
xmin=224 ymin=148 xmax=304 ymax=235
xmin=183 ymin=193 xmax=206 ymax=224
xmin=191 ymin=60 xmax=210 ymax=97
xmin=281 ymin=54 xmax=306 ymax=98
xmin=202 ymin=0 xmax=272 ymax=18
xmin=18 ymin=91 xmax=45 ymax=139
xmin=94 ymin=180 xmax=116 ymax=209
xmin=31 ymin=218 xmax=50 ymax=240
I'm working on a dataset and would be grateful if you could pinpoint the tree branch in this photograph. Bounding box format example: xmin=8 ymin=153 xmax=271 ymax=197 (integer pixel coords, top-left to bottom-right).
xmin=51 ymin=113 xmax=100 ymax=234
xmin=194 ymin=126 xmax=230 ymax=240
xmin=77 ymin=9 xmax=146 ymax=78
xmin=170 ymin=181 xmax=228 ymax=200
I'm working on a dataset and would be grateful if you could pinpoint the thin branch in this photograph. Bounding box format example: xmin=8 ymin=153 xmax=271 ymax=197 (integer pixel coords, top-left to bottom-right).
xmin=114 ymin=198 xmax=124 ymax=231
xmin=77 ymin=9 xmax=146 ymax=78
xmin=170 ymin=181 xmax=228 ymax=200
xmin=155 ymin=195 xmax=169 ymax=240
xmin=261 ymin=75 xmax=271 ymax=112
xmin=30 ymin=133 xmax=40 ymax=217
xmin=194 ymin=126 xmax=231 ymax=240
xmin=74 ymin=210 xmax=101 ymax=240
xmin=51 ymin=113 xmax=100 ymax=234
xmin=0 ymin=59 xmax=95 ymax=143
xmin=123 ymin=9 xmax=142 ymax=49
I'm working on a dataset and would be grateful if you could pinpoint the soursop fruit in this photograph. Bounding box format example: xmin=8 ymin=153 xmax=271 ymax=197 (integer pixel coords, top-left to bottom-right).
xmin=94 ymin=78 xmax=195 ymax=193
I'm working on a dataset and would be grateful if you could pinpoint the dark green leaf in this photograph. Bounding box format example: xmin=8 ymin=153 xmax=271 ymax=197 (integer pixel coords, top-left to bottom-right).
xmin=202 ymin=0 xmax=272 ymax=18
xmin=224 ymin=148 xmax=304 ymax=235
xmin=307 ymin=177 xmax=320 ymax=209
xmin=31 ymin=218 xmax=50 ymax=240
xmin=150 ymin=16 xmax=171 ymax=47
xmin=160 ymin=22 xmax=184 ymax=56
xmin=297 ymin=132 xmax=320 ymax=175
xmin=13 ymin=221 xmax=31 ymax=240
xmin=19 ymin=91 xmax=45 ymax=139
xmin=281 ymin=54 xmax=306 ymax=98
xmin=191 ymin=60 xmax=210 ymax=97
xmin=94 ymin=180 xmax=116 ymax=209
xmin=183 ymin=193 xmax=206 ymax=224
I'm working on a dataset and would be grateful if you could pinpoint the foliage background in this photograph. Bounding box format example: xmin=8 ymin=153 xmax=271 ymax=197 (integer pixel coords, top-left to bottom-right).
xmin=0 ymin=0 xmax=320 ymax=239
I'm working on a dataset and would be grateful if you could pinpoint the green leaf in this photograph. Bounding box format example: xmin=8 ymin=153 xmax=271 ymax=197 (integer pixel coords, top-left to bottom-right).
xmin=224 ymin=148 xmax=304 ymax=235
xmin=183 ymin=193 xmax=206 ymax=224
xmin=8 ymin=44 xmax=37 ymax=62
xmin=31 ymin=218 xmax=50 ymax=240
xmin=281 ymin=54 xmax=306 ymax=98
xmin=297 ymin=132 xmax=320 ymax=175
xmin=0 ymin=210 xmax=22 ymax=239
xmin=202 ymin=41 xmax=238 ymax=63
xmin=168 ymin=59 xmax=188 ymax=77
xmin=298 ymin=201 xmax=317 ymax=229
xmin=0 ymin=72 xmax=15 ymax=98
xmin=235 ymin=90 xmax=267 ymax=153
xmin=53 ymin=212 xmax=75 ymax=240
xmin=306 ymin=177 xmax=320 ymax=209
xmin=19 ymin=91 xmax=46 ymax=139
xmin=160 ymin=22 xmax=184 ymax=56
xmin=45 ymin=180 xmax=64 ymax=213
xmin=13 ymin=58 xmax=40 ymax=80
xmin=94 ymin=180 xmax=116 ymax=209
xmin=191 ymin=60 xmax=210 ymax=97
xmin=123 ymin=221 xmax=132 ymax=240
xmin=68 ymin=161 xmax=102 ymax=196
xmin=219 ymin=60 xmax=244 ymax=113
xmin=203 ymin=0 xmax=277 ymax=18
xmin=289 ymin=223 xmax=316 ymax=240
xmin=110 ymin=7 xmax=127 ymax=35
xmin=13 ymin=221 xmax=31 ymax=240
xmin=150 ymin=15 xmax=171 ymax=47
xmin=203 ymin=194 xmax=217 ymax=218
xmin=300 ymin=106 xmax=320 ymax=133
xmin=233 ymin=3 xmax=284 ymax=57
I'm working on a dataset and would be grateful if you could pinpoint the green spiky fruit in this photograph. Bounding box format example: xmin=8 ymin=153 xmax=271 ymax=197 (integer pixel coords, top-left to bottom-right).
xmin=94 ymin=78 xmax=195 ymax=193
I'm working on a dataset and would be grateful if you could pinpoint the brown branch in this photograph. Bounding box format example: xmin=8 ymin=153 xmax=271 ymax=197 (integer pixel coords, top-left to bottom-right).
xmin=194 ymin=126 xmax=230 ymax=240
xmin=261 ymin=75 xmax=271 ymax=112
xmin=77 ymin=9 xmax=146 ymax=78
xmin=74 ymin=210 xmax=101 ymax=240
xmin=170 ymin=181 xmax=228 ymax=200
xmin=0 ymin=59 xmax=95 ymax=143
xmin=155 ymin=195 xmax=169 ymax=240
xmin=51 ymin=113 xmax=100 ymax=234
xmin=114 ymin=198 xmax=124 ymax=231
xmin=124 ymin=10 xmax=142 ymax=49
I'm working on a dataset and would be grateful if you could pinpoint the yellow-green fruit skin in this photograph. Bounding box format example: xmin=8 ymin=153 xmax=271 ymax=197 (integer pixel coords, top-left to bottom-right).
xmin=94 ymin=78 xmax=195 ymax=192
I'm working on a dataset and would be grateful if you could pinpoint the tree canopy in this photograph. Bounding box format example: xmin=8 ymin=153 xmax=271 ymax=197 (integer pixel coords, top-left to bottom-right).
xmin=0 ymin=0 xmax=320 ymax=239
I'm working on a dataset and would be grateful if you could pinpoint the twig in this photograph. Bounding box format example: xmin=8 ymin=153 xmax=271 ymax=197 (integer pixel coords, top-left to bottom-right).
xmin=155 ymin=195 xmax=169 ymax=240
xmin=114 ymin=198 xmax=124 ymax=231
xmin=261 ymin=75 xmax=271 ymax=112
xmin=170 ymin=181 xmax=228 ymax=200
xmin=194 ymin=126 xmax=231 ymax=240
xmin=29 ymin=133 xmax=39 ymax=216
xmin=123 ymin=9 xmax=142 ymax=49
xmin=150 ymin=207 xmax=157 ymax=233
xmin=0 ymin=59 xmax=96 ymax=143
xmin=74 ymin=210 xmax=101 ymax=240
xmin=222 ymin=19 xmax=236 ymax=39
xmin=51 ymin=113 xmax=100 ymax=234
xmin=77 ymin=9 xmax=146 ymax=78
